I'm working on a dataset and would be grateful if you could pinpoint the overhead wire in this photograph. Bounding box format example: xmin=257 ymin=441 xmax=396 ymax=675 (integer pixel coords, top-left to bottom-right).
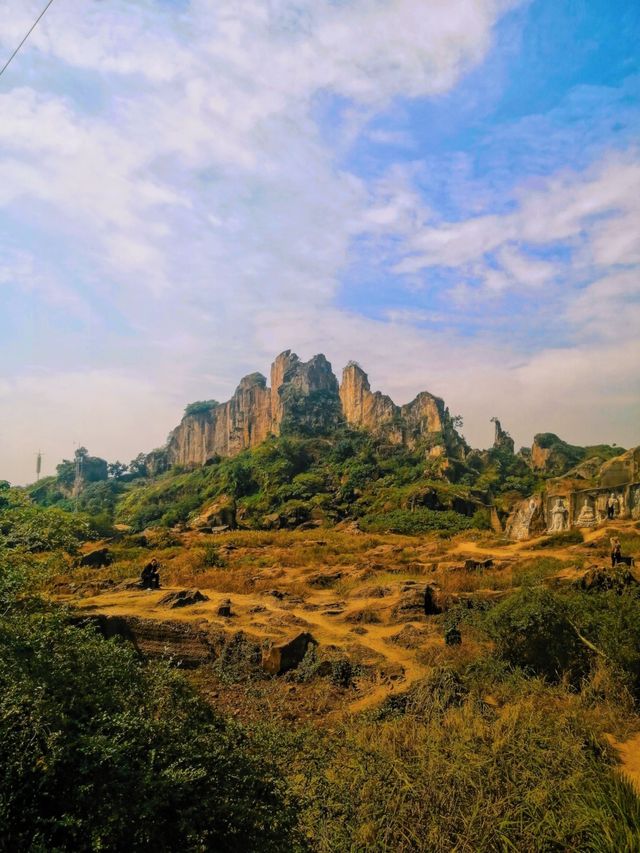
xmin=0 ymin=0 xmax=57 ymax=80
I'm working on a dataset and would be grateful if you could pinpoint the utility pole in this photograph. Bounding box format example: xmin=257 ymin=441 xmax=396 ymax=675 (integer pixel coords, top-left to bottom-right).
xmin=36 ymin=451 xmax=42 ymax=482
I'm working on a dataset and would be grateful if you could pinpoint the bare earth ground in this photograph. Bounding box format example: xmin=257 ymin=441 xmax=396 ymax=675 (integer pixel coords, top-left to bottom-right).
xmin=58 ymin=518 xmax=640 ymax=776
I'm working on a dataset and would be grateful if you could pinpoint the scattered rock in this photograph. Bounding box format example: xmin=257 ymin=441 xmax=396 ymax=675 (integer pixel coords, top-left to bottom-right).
xmin=393 ymin=587 xmax=430 ymax=621
xmin=114 ymin=578 xmax=144 ymax=591
xmin=262 ymin=632 xmax=317 ymax=675
xmin=359 ymin=585 xmax=392 ymax=598
xmin=158 ymin=589 xmax=209 ymax=609
xmin=308 ymin=571 xmax=343 ymax=588
xmin=217 ymin=598 xmax=233 ymax=617
xmin=387 ymin=624 xmax=428 ymax=649
xmin=464 ymin=558 xmax=494 ymax=571
xmin=346 ymin=608 xmax=382 ymax=624
xmin=78 ymin=547 xmax=112 ymax=569
xmin=77 ymin=614 xmax=226 ymax=668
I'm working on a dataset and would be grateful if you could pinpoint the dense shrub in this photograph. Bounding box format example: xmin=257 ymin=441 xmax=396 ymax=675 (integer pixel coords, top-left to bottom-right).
xmin=0 ymin=503 xmax=93 ymax=553
xmin=568 ymin=590 xmax=640 ymax=700
xmin=297 ymin=681 xmax=640 ymax=852
xmin=360 ymin=508 xmax=474 ymax=536
xmin=482 ymin=588 xmax=589 ymax=682
xmin=0 ymin=610 xmax=296 ymax=852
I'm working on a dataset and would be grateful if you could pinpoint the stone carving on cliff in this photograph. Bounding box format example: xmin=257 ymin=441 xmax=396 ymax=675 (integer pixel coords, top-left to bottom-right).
xmin=576 ymin=498 xmax=596 ymax=528
xmin=548 ymin=498 xmax=569 ymax=532
xmin=505 ymin=495 xmax=544 ymax=541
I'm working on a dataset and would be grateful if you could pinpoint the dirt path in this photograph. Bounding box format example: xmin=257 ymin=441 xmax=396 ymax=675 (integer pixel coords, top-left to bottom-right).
xmin=76 ymin=584 xmax=430 ymax=714
xmin=606 ymin=732 xmax=640 ymax=795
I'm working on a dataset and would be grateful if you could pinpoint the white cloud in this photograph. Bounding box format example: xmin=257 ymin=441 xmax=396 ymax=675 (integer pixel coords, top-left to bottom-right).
xmin=394 ymin=155 xmax=640 ymax=281
xmin=1 ymin=0 xmax=638 ymax=484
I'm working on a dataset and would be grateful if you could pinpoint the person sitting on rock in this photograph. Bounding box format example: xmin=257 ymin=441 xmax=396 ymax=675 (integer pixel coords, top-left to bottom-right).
xmin=141 ymin=558 xmax=161 ymax=590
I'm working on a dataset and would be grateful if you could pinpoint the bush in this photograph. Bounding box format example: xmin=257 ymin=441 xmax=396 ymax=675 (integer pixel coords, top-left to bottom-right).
xmin=360 ymin=508 xmax=474 ymax=536
xmin=300 ymin=686 xmax=640 ymax=852
xmin=568 ymin=591 xmax=640 ymax=700
xmin=0 ymin=611 xmax=296 ymax=851
xmin=202 ymin=543 xmax=227 ymax=568
xmin=184 ymin=400 xmax=218 ymax=417
xmin=482 ymin=588 xmax=589 ymax=683
xmin=0 ymin=504 xmax=93 ymax=553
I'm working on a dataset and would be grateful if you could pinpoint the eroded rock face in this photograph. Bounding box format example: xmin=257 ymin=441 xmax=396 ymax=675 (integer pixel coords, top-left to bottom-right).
xmin=340 ymin=362 xmax=400 ymax=440
xmin=81 ymin=614 xmax=226 ymax=668
xmin=166 ymin=372 xmax=271 ymax=467
xmin=162 ymin=350 xmax=466 ymax=468
xmin=262 ymin=631 xmax=317 ymax=675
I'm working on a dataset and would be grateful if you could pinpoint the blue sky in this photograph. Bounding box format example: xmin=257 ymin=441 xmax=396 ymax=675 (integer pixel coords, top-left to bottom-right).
xmin=0 ymin=0 xmax=638 ymax=483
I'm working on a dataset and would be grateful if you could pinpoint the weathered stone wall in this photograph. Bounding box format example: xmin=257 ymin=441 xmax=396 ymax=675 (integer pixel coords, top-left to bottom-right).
xmin=506 ymin=475 xmax=640 ymax=540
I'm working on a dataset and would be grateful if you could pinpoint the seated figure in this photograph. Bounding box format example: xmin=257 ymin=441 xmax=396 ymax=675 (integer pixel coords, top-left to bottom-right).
xmin=141 ymin=558 xmax=161 ymax=590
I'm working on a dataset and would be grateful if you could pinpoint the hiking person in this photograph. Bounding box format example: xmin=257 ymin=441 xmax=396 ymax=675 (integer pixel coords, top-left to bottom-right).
xmin=607 ymin=493 xmax=618 ymax=520
xmin=141 ymin=558 xmax=161 ymax=590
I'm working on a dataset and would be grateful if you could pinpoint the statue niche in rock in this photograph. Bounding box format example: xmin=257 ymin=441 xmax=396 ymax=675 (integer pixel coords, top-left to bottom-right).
xmin=576 ymin=498 xmax=596 ymax=528
xmin=548 ymin=498 xmax=569 ymax=533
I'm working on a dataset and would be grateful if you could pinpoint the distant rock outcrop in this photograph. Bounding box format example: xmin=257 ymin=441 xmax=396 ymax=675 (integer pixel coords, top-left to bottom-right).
xmin=505 ymin=444 xmax=640 ymax=540
xmin=158 ymin=351 xmax=466 ymax=469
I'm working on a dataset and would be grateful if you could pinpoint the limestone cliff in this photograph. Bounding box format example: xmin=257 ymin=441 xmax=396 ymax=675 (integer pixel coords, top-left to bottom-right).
xmin=339 ymin=362 xmax=400 ymax=442
xmin=162 ymin=350 xmax=466 ymax=468
xmin=166 ymin=372 xmax=271 ymax=467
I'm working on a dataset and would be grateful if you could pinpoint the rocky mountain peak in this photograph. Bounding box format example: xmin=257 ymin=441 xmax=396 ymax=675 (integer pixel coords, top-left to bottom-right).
xmin=161 ymin=350 xmax=465 ymax=469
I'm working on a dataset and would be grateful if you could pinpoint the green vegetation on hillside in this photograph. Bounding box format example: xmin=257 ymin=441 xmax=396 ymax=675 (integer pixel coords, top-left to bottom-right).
xmin=115 ymin=431 xmax=496 ymax=532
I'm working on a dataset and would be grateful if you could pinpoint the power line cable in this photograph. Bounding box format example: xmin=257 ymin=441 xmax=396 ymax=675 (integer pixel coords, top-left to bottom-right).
xmin=0 ymin=0 xmax=57 ymax=80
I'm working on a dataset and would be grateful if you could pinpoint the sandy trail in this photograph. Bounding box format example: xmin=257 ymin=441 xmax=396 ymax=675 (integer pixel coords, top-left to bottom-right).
xmin=606 ymin=732 xmax=640 ymax=795
xmin=76 ymin=583 xmax=430 ymax=713
xmin=72 ymin=519 xmax=637 ymax=715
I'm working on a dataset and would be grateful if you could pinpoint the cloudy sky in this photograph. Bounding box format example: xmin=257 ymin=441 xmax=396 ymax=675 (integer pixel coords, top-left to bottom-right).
xmin=0 ymin=0 xmax=638 ymax=484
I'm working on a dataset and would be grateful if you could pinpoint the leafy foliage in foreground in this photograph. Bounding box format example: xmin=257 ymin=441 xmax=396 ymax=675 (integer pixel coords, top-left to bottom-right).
xmin=0 ymin=553 xmax=297 ymax=853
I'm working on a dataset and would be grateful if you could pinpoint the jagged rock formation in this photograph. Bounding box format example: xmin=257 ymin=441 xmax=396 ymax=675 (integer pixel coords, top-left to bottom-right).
xmin=160 ymin=351 xmax=466 ymax=468
xmin=339 ymin=362 xmax=400 ymax=441
xmin=491 ymin=417 xmax=515 ymax=454
xmin=530 ymin=433 xmax=622 ymax=477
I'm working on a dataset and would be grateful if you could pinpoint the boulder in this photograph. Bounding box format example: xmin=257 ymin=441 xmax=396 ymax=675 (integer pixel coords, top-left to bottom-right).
xmin=424 ymin=584 xmax=445 ymax=615
xmin=78 ymin=547 xmax=112 ymax=569
xmin=158 ymin=589 xmax=209 ymax=609
xmin=308 ymin=571 xmax=343 ymax=588
xmin=217 ymin=598 xmax=233 ymax=617
xmin=262 ymin=632 xmax=317 ymax=675
xmin=464 ymin=558 xmax=494 ymax=571
xmin=190 ymin=495 xmax=236 ymax=531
